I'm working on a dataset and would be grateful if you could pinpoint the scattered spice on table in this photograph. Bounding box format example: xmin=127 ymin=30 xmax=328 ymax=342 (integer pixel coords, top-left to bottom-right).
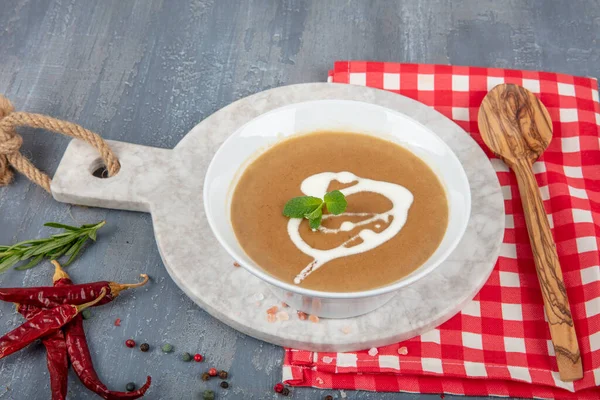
xmin=53 ymin=261 xmax=152 ymax=399
xmin=308 ymin=314 xmax=319 ymax=323
xmin=274 ymin=383 xmax=284 ymax=393
xmin=114 ymin=318 xmax=121 ymax=326
xmin=281 ymin=387 xmax=290 ymax=396
xmin=297 ymin=311 xmax=308 ymax=320
xmin=0 ymin=249 xmax=153 ymax=399
xmin=220 ymin=381 xmax=229 ymax=389
xmin=125 ymin=382 xmax=136 ymax=392
xmin=202 ymin=390 xmax=215 ymax=400
xmin=266 ymin=306 xmax=278 ymax=315
xmin=194 ymin=353 xmax=203 ymax=362
xmin=201 ymin=372 xmax=211 ymax=381
xmin=125 ymin=339 xmax=136 ymax=348
xmin=18 ymin=304 xmax=68 ymax=400
xmin=276 ymin=311 xmax=289 ymax=321
xmin=139 ymin=343 xmax=150 ymax=352
xmin=208 ymin=368 xmax=218 ymax=377
xmin=17 ymin=258 xmax=73 ymax=400
xmin=368 ymin=347 xmax=378 ymax=356
xmin=0 ymin=221 xmax=106 ymax=273
xmin=182 ymin=352 xmax=192 ymax=362
xmin=161 ymin=343 xmax=173 ymax=353
xmin=398 ymin=346 xmax=408 ymax=355
xmin=218 ymin=370 xmax=228 ymax=379
xmin=233 ymin=261 xmax=240 ymax=267
xmin=0 ymin=289 xmax=106 ymax=360
xmin=81 ymin=309 xmax=92 ymax=320
xmin=281 ymin=302 xmax=289 ymax=308
xmin=267 ymin=313 xmax=277 ymax=323
xmin=324 ymin=395 xmax=333 ymax=400
xmin=64 ymin=311 xmax=151 ymax=398
xmin=0 ymin=274 xmax=149 ymax=308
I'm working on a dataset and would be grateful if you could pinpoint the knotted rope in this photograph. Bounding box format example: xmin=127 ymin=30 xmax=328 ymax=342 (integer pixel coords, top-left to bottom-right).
xmin=0 ymin=95 xmax=120 ymax=192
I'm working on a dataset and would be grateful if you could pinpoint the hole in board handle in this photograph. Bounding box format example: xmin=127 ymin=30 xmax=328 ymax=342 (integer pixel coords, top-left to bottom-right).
xmin=89 ymin=158 xmax=114 ymax=179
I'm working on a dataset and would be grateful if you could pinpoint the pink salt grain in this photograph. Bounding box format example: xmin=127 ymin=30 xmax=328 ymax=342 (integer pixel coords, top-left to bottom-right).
xmin=308 ymin=314 xmax=319 ymax=323
xmin=281 ymin=302 xmax=289 ymax=308
xmin=322 ymin=356 xmax=333 ymax=364
xmin=267 ymin=306 xmax=279 ymax=315
xmin=340 ymin=326 xmax=351 ymax=334
xmin=367 ymin=347 xmax=378 ymax=356
xmin=398 ymin=346 xmax=408 ymax=355
xmin=267 ymin=314 xmax=277 ymax=323
xmin=297 ymin=311 xmax=308 ymax=320
xmin=233 ymin=261 xmax=241 ymax=267
xmin=276 ymin=311 xmax=289 ymax=321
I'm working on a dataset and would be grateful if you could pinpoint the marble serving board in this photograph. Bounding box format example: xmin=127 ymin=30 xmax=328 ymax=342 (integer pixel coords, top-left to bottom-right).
xmin=50 ymin=83 xmax=504 ymax=351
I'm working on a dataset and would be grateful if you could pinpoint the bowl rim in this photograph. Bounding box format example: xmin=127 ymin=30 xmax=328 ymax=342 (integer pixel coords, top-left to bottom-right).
xmin=203 ymin=99 xmax=471 ymax=299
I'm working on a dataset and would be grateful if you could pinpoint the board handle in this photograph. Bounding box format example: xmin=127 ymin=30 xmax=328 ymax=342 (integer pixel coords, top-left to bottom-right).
xmin=513 ymin=158 xmax=582 ymax=382
xmin=51 ymin=139 xmax=173 ymax=212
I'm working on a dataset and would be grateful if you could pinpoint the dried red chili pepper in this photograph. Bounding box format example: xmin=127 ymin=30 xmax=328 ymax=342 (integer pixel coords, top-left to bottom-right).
xmin=16 ymin=263 xmax=73 ymax=399
xmin=0 ymin=288 xmax=106 ymax=360
xmin=52 ymin=261 xmax=152 ymax=399
xmin=0 ymin=274 xmax=148 ymax=308
xmin=18 ymin=304 xmax=68 ymax=400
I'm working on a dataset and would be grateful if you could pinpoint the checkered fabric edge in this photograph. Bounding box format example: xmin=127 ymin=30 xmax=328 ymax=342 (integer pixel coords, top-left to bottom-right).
xmin=282 ymin=61 xmax=600 ymax=400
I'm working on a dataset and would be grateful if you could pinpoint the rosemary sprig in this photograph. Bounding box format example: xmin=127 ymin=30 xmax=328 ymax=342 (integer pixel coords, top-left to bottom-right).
xmin=0 ymin=221 xmax=106 ymax=273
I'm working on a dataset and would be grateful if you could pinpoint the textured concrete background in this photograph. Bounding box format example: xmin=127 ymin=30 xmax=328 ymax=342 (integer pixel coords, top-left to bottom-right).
xmin=0 ymin=1 xmax=599 ymax=399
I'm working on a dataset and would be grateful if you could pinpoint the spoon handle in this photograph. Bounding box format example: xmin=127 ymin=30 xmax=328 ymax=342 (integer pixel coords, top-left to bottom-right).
xmin=513 ymin=159 xmax=582 ymax=382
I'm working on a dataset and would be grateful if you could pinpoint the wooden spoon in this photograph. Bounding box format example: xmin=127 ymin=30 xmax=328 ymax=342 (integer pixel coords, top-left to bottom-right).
xmin=478 ymin=83 xmax=582 ymax=382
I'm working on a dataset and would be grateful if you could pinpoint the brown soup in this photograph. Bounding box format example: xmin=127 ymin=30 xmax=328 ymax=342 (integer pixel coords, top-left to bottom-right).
xmin=230 ymin=132 xmax=448 ymax=292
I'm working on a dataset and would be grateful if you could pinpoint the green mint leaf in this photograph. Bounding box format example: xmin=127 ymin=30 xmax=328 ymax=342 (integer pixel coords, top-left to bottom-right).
xmin=309 ymin=214 xmax=322 ymax=230
xmin=305 ymin=204 xmax=323 ymax=221
xmin=283 ymin=196 xmax=323 ymax=218
xmin=324 ymin=190 xmax=347 ymax=215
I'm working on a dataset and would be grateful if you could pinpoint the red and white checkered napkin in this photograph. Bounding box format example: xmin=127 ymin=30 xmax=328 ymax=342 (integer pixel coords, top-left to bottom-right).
xmin=282 ymin=61 xmax=600 ymax=399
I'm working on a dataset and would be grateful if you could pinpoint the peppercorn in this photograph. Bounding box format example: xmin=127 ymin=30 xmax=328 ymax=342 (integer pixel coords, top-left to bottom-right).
xmin=208 ymin=367 xmax=218 ymax=377
xmin=139 ymin=343 xmax=150 ymax=352
xmin=282 ymin=387 xmax=290 ymax=396
xmin=125 ymin=382 xmax=136 ymax=392
xmin=161 ymin=343 xmax=173 ymax=353
xmin=220 ymin=381 xmax=229 ymax=389
xmin=182 ymin=352 xmax=192 ymax=362
xmin=274 ymin=383 xmax=284 ymax=393
xmin=125 ymin=339 xmax=135 ymax=348
xmin=194 ymin=353 xmax=203 ymax=362
xmin=218 ymin=370 xmax=228 ymax=379
xmin=81 ymin=309 xmax=92 ymax=320
xmin=324 ymin=395 xmax=333 ymax=400
xmin=201 ymin=372 xmax=211 ymax=381
xmin=202 ymin=389 xmax=215 ymax=400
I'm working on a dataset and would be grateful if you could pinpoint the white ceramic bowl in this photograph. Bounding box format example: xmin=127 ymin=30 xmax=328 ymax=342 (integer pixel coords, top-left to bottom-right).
xmin=204 ymin=99 xmax=471 ymax=318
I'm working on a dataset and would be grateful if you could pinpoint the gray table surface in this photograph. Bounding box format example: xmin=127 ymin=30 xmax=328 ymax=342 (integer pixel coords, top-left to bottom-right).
xmin=0 ymin=1 xmax=599 ymax=399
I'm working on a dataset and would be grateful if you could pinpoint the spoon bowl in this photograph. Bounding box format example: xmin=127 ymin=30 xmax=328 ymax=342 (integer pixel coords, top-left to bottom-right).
xmin=479 ymin=83 xmax=553 ymax=166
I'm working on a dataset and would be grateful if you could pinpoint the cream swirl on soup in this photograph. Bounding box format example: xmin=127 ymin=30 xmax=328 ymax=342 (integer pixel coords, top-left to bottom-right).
xmin=287 ymin=172 xmax=414 ymax=284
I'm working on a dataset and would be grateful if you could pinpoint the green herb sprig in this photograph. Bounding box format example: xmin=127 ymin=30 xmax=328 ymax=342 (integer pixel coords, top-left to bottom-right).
xmin=0 ymin=221 xmax=105 ymax=273
xmin=283 ymin=190 xmax=347 ymax=230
